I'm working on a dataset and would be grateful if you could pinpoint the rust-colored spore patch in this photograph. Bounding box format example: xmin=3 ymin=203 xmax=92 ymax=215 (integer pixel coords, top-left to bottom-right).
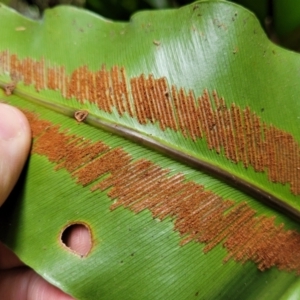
xmin=28 ymin=112 xmax=110 ymax=174
xmin=24 ymin=110 xmax=300 ymax=274
xmin=1 ymin=50 xmax=300 ymax=195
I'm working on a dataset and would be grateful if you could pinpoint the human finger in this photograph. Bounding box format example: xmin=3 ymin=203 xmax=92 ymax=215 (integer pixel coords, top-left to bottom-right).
xmin=0 ymin=267 xmax=74 ymax=300
xmin=0 ymin=103 xmax=31 ymax=206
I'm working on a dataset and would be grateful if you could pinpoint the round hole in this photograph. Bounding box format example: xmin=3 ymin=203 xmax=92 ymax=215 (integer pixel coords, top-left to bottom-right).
xmin=61 ymin=223 xmax=92 ymax=257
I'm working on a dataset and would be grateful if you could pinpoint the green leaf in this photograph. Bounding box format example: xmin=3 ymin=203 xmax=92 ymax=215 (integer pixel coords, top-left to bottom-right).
xmin=0 ymin=1 xmax=300 ymax=299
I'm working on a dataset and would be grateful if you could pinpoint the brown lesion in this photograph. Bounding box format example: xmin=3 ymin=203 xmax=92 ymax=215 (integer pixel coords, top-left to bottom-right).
xmin=3 ymin=81 xmax=16 ymax=96
xmin=23 ymin=110 xmax=300 ymax=274
xmin=74 ymin=110 xmax=89 ymax=122
xmin=1 ymin=50 xmax=300 ymax=195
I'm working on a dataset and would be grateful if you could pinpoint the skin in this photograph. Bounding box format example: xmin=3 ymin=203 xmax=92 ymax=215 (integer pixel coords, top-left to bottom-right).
xmin=0 ymin=104 xmax=90 ymax=300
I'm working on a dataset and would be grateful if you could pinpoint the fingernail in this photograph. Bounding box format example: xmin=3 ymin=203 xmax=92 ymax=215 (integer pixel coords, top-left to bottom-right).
xmin=0 ymin=104 xmax=26 ymax=140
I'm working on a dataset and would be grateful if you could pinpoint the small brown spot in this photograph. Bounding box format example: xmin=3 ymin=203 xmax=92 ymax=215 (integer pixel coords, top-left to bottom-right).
xmin=74 ymin=110 xmax=89 ymax=122
xmin=153 ymin=40 xmax=161 ymax=46
xmin=3 ymin=82 xmax=16 ymax=96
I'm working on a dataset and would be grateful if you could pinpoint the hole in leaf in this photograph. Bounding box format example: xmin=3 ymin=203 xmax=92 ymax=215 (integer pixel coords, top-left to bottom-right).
xmin=60 ymin=223 xmax=92 ymax=257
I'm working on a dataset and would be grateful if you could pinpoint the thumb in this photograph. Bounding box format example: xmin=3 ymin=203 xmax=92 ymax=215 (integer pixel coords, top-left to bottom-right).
xmin=0 ymin=104 xmax=31 ymax=206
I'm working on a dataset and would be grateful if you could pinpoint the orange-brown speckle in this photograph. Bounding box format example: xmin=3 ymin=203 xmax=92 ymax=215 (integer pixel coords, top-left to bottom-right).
xmin=1 ymin=51 xmax=300 ymax=195
xmin=22 ymin=110 xmax=300 ymax=275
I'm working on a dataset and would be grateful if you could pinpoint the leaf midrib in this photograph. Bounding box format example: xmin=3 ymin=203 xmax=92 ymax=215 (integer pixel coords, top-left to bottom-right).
xmin=2 ymin=80 xmax=299 ymax=222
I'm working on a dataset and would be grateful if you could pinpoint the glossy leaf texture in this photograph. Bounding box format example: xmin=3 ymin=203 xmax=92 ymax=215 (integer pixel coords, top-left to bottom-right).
xmin=0 ymin=1 xmax=300 ymax=299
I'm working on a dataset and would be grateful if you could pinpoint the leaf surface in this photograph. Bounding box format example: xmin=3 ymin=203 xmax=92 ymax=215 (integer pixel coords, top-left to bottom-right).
xmin=0 ymin=1 xmax=300 ymax=299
